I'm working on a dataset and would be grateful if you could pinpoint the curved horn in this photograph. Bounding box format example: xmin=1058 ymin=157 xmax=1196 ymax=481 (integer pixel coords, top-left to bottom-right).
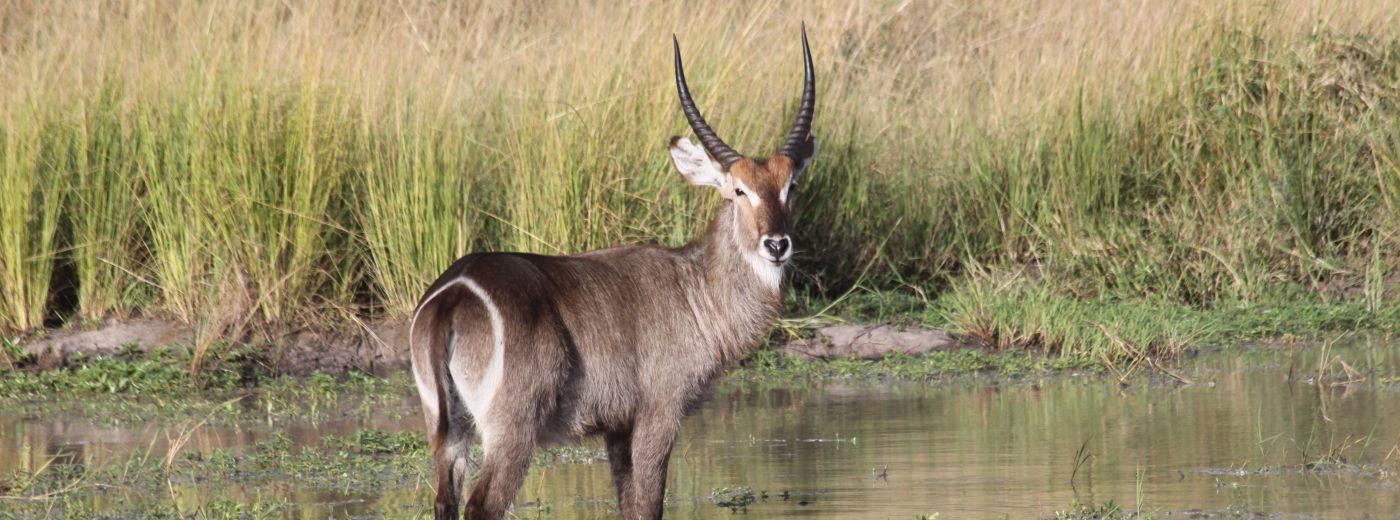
xmin=673 ymin=35 xmax=743 ymax=170
xmin=777 ymin=23 xmax=816 ymax=160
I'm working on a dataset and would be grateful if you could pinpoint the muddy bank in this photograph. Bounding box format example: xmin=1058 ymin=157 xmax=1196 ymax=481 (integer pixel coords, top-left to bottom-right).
xmin=14 ymin=320 xmax=967 ymax=374
xmin=775 ymin=324 xmax=968 ymax=359
xmin=15 ymin=319 xmax=413 ymax=375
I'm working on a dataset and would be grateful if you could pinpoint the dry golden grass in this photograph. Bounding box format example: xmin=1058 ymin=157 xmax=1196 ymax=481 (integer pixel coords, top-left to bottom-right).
xmin=1 ymin=0 xmax=1397 ymax=333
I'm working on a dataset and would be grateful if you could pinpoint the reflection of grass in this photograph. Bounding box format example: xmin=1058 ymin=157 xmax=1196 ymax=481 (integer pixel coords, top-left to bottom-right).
xmin=2 ymin=444 xmax=403 ymax=518
xmin=0 ymin=425 xmax=619 ymax=518
xmin=5 ymin=342 xmax=1397 ymax=517
xmin=1228 ymin=419 xmax=1400 ymax=480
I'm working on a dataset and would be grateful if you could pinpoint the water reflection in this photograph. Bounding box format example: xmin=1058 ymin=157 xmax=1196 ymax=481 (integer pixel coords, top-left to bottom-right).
xmin=2 ymin=342 xmax=1398 ymax=518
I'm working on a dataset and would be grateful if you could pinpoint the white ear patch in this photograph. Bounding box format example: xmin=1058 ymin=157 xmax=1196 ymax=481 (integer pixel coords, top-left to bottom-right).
xmin=669 ymin=137 xmax=725 ymax=188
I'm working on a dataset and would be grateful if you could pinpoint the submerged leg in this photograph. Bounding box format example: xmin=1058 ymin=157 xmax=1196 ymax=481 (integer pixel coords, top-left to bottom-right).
xmin=605 ymin=429 xmax=635 ymax=516
xmin=626 ymin=414 xmax=680 ymax=520
xmin=430 ymin=413 xmax=476 ymax=519
xmin=464 ymin=428 xmax=536 ymax=520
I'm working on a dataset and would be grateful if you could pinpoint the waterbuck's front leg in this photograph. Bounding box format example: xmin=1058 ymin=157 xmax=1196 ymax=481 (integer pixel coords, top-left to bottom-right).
xmin=624 ymin=413 xmax=680 ymax=519
xmin=605 ymin=429 xmax=636 ymax=516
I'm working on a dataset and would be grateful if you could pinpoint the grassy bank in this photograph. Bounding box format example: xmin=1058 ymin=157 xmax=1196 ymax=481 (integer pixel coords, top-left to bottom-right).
xmin=3 ymin=289 xmax=1393 ymax=398
xmin=2 ymin=1 xmax=1398 ymax=364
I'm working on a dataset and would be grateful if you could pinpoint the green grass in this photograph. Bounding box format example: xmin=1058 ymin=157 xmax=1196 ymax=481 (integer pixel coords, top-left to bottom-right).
xmin=0 ymin=106 xmax=65 ymax=333
xmin=0 ymin=342 xmax=265 ymax=398
xmin=940 ymin=274 xmax=1213 ymax=361
xmin=731 ymin=348 xmax=1102 ymax=382
xmin=783 ymin=279 xmax=1397 ymax=373
xmin=0 ymin=3 xmax=1396 ymax=366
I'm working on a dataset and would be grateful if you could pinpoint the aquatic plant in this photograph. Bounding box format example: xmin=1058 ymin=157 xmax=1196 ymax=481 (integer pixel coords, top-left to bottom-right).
xmin=710 ymin=486 xmax=758 ymax=513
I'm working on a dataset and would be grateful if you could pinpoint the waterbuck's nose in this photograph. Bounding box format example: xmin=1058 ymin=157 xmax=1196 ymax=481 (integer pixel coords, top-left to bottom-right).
xmin=762 ymin=236 xmax=790 ymax=260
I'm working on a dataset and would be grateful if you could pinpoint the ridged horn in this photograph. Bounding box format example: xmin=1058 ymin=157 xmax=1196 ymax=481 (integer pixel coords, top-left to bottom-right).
xmin=777 ymin=23 xmax=816 ymax=160
xmin=673 ymin=35 xmax=744 ymax=170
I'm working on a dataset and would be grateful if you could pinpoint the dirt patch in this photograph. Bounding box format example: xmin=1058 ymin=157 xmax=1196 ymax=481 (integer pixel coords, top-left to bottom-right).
xmin=775 ymin=324 xmax=966 ymax=360
xmin=19 ymin=319 xmax=191 ymax=368
xmin=271 ymin=321 xmax=412 ymax=375
xmin=16 ymin=321 xmax=965 ymax=373
xmin=17 ymin=319 xmax=413 ymax=375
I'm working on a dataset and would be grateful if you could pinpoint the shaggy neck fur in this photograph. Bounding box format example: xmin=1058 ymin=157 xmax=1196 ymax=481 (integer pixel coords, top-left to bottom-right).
xmin=682 ymin=200 xmax=784 ymax=365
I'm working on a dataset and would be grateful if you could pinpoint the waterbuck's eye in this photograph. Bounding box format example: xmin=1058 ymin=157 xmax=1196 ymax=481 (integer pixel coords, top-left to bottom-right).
xmin=734 ymin=188 xmax=746 ymax=197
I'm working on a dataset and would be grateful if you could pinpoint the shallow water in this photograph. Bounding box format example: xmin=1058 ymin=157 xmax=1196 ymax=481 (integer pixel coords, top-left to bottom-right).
xmin=3 ymin=341 xmax=1400 ymax=518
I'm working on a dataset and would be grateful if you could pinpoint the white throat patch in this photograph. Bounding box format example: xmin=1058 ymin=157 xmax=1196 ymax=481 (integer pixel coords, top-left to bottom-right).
xmin=731 ymin=205 xmax=784 ymax=291
xmin=746 ymin=252 xmax=785 ymax=290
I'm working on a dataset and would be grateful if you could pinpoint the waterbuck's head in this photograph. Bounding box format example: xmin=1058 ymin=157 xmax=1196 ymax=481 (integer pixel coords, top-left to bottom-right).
xmin=669 ymin=26 xmax=816 ymax=267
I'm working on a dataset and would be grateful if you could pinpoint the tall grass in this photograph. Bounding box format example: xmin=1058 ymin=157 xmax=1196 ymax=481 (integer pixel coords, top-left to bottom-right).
xmin=0 ymin=105 xmax=64 ymax=332
xmin=0 ymin=0 xmax=1397 ymax=335
xmin=67 ymin=83 xmax=147 ymax=323
xmin=359 ymin=106 xmax=484 ymax=313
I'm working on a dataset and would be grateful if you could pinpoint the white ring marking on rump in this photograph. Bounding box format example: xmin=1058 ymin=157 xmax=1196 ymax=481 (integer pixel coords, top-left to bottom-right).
xmin=452 ymin=277 xmax=506 ymax=449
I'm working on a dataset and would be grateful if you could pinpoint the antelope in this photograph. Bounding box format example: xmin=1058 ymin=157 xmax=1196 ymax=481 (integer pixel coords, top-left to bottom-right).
xmin=409 ymin=26 xmax=817 ymax=520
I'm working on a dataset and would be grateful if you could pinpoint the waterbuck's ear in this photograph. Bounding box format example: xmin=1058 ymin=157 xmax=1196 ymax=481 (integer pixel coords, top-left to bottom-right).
xmin=668 ymin=136 xmax=725 ymax=188
xmin=789 ymin=135 xmax=818 ymax=180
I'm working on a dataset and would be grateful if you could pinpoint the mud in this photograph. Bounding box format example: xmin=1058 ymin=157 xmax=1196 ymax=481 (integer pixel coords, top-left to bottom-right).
xmin=775 ymin=324 xmax=966 ymax=360
xmin=16 ymin=320 xmax=967 ymax=374
xmin=17 ymin=319 xmax=412 ymax=375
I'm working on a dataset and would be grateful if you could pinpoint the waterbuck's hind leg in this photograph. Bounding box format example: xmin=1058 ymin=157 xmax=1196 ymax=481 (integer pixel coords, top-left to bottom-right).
xmin=462 ymin=271 xmax=573 ymax=519
xmin=463 ymin=367 xmax=559 ymax=519
xmin=464 ymin=423 xmax=537 ymax=520
xmin=431 ymin=412 xmax=476 ymax=520
xmin=410 ymin=281 xmax=491 ymax=520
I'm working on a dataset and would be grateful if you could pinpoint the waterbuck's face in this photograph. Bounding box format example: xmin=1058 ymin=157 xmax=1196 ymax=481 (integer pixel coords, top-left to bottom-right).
xmin=668 ymin=26 xmax=817 ymax=266
xmin=669 ymin=139 xmax=814 ymax=264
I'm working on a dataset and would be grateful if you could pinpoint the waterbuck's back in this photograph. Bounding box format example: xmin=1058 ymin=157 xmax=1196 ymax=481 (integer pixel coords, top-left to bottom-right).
xmin=411 ymin=248 xmax=712 ymax=442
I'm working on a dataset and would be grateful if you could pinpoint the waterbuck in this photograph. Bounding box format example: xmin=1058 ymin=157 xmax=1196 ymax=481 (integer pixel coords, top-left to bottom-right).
xmin=409 ymin=27 xmax=816 ymax=519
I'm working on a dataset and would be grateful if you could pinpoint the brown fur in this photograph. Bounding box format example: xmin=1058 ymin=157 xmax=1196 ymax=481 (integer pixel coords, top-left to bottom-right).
xmin=409 ymin=151 xmax=812 ymax=519
xmin=726 ymin=157 xmax=797 ymax=242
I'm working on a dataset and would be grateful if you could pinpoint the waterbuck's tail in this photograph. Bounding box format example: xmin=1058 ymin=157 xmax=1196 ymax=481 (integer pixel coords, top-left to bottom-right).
xmin=409 ymin=280 xmax=483 ymax=519
xmin=431 ymin=323 xmax=456 ymax=441
xmin=409 ymin=282 xmax=473 ymax=445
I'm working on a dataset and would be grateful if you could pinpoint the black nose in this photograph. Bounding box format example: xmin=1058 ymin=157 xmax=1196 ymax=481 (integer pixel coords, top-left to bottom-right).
xmin=762 ymin=237 xmax=790 ymax=258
